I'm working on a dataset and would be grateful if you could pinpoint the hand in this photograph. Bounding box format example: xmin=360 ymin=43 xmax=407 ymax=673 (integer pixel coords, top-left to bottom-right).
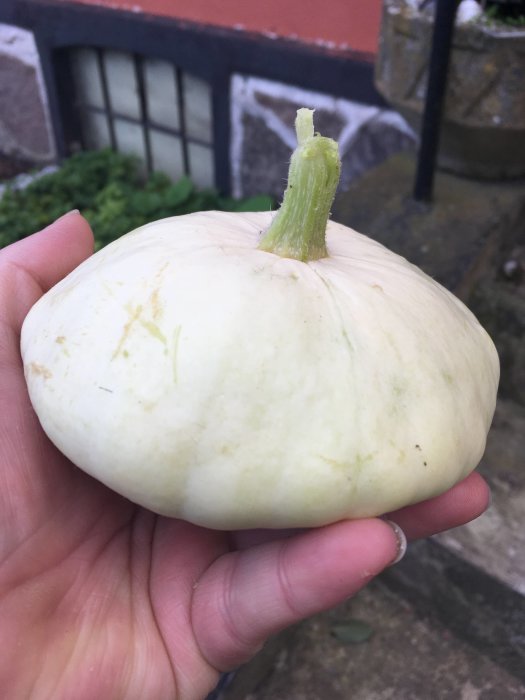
xmin=0 ymin=213 xmax=490 ymax=699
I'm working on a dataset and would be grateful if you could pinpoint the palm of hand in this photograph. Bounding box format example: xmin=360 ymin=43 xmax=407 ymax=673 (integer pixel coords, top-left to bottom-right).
xmin=0 ymin=215 xmax=490 ymax=700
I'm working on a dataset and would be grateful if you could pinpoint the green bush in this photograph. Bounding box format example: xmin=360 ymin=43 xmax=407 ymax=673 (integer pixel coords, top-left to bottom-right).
xmin=0 ymin=149 xmax=273 ymax=250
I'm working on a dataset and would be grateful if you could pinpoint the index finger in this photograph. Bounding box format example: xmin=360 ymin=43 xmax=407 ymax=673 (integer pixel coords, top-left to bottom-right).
xmin=386 ymin=471 xmax=490 ymax=541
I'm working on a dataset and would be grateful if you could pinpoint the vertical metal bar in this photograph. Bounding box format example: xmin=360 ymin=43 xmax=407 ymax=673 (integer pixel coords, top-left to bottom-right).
xmin=133 ymin=54 xmax=153 ymax=174
xmin=413 ymin=0 xmax=459 ymax=202
xmin=212 ymin=73 xmax=231 ymax=195
xmin=59 ymin=49 xmax=87 ymax=154
xmin=175 ymin=67 xmax=190 ymax=175
xmin=97 ymin=48 xmax=117 ymax=150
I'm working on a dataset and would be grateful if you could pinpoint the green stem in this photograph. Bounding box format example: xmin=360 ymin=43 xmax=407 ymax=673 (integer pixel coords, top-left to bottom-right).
xmin=258 ymin=108 xmax=341 ymax=262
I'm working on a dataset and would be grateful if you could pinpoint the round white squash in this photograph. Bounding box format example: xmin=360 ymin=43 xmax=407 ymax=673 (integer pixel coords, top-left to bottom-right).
xmin=20 ymin=112 xmax=499 ymax=529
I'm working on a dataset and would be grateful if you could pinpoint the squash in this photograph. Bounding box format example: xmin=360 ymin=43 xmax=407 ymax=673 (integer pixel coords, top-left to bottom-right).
xmin=21 ymin=109 xmax=499 ymax=529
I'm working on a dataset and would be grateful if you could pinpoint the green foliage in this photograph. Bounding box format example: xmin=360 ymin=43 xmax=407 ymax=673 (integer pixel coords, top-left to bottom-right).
xmin=0 ymin=149 xmax=274 ymax=250
xmin=482 ymin=2 xmax=525 ymax=26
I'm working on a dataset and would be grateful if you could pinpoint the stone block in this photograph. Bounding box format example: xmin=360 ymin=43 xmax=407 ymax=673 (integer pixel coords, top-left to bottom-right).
xmin=469 ymin=258 xmax=525 ymax=407
xmin=375 ymin=0 xmax=525 ymax=179
xmin=230 ymin=74 xmax=416 ymax=199
xmin=332 ymin=152 xmax=525 ymax=297
xmin=0 ymin=24 xmax=55 ymax=168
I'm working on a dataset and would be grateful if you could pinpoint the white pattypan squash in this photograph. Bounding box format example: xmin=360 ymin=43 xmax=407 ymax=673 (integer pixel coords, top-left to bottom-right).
xmin=21 ymin=110 xmax=499 ymax=529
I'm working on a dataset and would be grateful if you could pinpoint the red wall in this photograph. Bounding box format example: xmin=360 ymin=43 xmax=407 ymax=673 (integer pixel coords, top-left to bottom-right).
xmin=62 ymin=0 xmax=382 ymax=56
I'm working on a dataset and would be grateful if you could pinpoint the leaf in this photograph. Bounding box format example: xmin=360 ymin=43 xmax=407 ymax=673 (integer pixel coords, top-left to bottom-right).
xmin=230 ymin=194 xmax=274 ymax=212
xmin=164 ymin=176 xmax=194 ymax=209
xmin=330 ymin=620 xmax=374 ymax=645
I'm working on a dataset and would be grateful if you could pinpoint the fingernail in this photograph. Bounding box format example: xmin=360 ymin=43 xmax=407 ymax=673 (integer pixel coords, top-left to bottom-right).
xmin=384 ymin=519 xmax=407 ymax=565
xmin=57 ymin=209 xmax=80 ymax=221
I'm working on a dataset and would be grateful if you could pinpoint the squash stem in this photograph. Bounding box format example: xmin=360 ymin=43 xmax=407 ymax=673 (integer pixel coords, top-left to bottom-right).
xmin=258 ymin=108 xmax=341 ymax=262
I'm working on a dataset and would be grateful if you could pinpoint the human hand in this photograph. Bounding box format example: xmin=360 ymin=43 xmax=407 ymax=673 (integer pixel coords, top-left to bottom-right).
xmin=0 ymin=213 xmax=490 ymax=699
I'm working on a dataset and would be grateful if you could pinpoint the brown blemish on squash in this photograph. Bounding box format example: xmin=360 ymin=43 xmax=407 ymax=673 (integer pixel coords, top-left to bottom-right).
xmin=372 ymin=284 xmax=384 ymax=292
xmin=317 ymin=454 xmax=346 ymax=470
xmin=150 ymin=288 xmax=162 ymax=320
xmin=112 ymin=304 xmax=143 ymax=360
xmin=30 ymin=362 xmax=52 ymax=379
xmin=154 ymin=262 xmax=170 ymax=279
xmin=55 ymin=336 xmax=70 ymax=357
xmin=150 ymin=262 xmax=169 ymax=318
xmin=138 ymin=399 xmax=156 ymax=412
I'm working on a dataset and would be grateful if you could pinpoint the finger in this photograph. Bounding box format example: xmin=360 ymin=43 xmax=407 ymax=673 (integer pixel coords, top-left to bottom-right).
xmin=192 ymin=518 xmax=403 ymax=670
xmin=0 ymin=211 xmax=94 ymax=332
xmin=231 ymin=471 xmax=490 ymax=550
xmin=386 ymin=471 xmax=490 ymax=541
xmin=230 ymin=527 xmax=305 ymax=551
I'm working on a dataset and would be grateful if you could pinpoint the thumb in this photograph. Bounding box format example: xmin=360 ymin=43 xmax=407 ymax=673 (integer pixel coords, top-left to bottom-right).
xmin=192 ymin=518 xmax=405 ymax=671
xmin=0 ymin=211 xmax=94 ymax=332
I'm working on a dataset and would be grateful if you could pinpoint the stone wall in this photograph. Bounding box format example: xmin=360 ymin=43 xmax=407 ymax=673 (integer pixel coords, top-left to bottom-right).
xmin=230 ymin=75 xmax=415 ymax=199
xmin=0 ymin=24 xmax=56 ymax=178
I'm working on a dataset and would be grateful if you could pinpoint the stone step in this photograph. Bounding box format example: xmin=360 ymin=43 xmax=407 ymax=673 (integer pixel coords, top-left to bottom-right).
xmin=436 ymin=399 xmax=525 ymax=597
xmin=332 ymin=152 xmax=525 ymax=300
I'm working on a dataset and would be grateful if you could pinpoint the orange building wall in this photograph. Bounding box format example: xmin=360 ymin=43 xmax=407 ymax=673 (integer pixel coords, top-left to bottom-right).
xmin=61 ymin=0 xmax=383 ymax=56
